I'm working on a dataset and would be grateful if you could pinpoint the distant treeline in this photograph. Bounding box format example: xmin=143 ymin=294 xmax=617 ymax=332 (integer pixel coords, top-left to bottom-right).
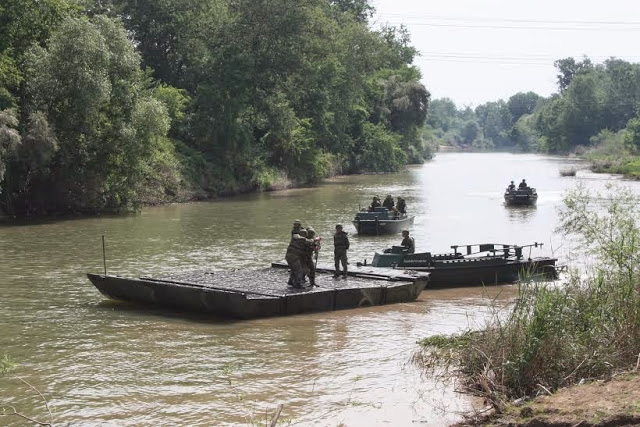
xmin=0 ymin=0 xmax=430 ymax=217
xmin=426 ymin=57 xmax=640 ymax=154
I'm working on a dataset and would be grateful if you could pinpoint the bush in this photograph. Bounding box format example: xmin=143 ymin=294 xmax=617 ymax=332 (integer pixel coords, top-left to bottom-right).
xmin=355 ymin=122 xmax=406 ymax=172
xmin=416 ymin=184 xmax=640 ymax=409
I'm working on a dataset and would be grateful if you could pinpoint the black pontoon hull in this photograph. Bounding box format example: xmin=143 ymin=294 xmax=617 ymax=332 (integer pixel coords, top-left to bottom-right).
xmin=399 ymin=257 xmax=557 ymax=287
xmin=353 ymin=215 xmax=415 ymax=235
xmin=87 ymin=269 xmax=428 ymax=319
xmin=504 ymin=194 xmax=538 ymax=206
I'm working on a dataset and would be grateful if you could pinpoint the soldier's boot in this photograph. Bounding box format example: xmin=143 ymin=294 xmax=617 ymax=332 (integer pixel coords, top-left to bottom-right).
xmin=342 ymin=270 xmax=348 ymax=278
xmin=333 ymin=268 xmax=340 ymax=278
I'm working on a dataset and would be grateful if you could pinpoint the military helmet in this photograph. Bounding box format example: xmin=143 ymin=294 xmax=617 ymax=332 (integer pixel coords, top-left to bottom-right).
xmin=293 ymin=219 xmax=301 ymax=225
xmin=306 ymin=227 xmax=315 ymax=236
xmin=335 ymin=224 xmax=343 ymax=230
xmin=298 ymin=229 xmax=308 ymax=237
xmin=402 ymin=229 xmax=409 ymax=235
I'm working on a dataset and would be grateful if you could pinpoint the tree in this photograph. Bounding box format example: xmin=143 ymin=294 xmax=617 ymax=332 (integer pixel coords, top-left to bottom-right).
xmin=10 ymin=15 xmax=175 ymax=214
xmin=554 ymin=57 xmax=593 ymax=92
xmin=507 ymin=92 xmax=541 ymax=125
xmin=460 ymin=119 xmax=481 ymax=145
xmin=475 ymin=101 xmax=511 ymax=147
xmin=327 ymin=0 xmax=374 ymax=22
xmin=0 ymin=109 xmax=20 ymax=184
xmin=426 ymin=98 xmax=457 ymax=132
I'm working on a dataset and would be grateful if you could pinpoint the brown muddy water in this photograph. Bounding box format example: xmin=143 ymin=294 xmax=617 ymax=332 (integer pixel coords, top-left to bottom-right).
xmin=1 ymin=153 xmax=635 ymax=426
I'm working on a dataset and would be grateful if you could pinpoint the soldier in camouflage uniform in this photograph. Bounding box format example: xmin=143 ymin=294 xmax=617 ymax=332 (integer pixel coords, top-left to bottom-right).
xmin=382 ymin=195 xmax=395 ymax=210
xmin=333 ymin=224 xmax=350 ymax=277
xmin=302 ymin=227 xmax=320 ymax=286
xmin=369 ymin=196 xmax=381 ymax=211
xmin=400 ymin=230 xmax=415 ymax=254
xmin=291 ymin=219 xmax=304 ymax=235
xmin=286 ymin=229 xmax=308 ymax=288
xmin=396 ymin=197 xmax=407 ymax=215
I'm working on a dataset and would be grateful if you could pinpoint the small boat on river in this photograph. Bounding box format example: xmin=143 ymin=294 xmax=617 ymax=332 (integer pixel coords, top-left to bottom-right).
xmin=363 ymin=242 xmax=557 ymax=288
xmin=87 ymin=268 xmax=428 ymax=319
xmin=353 ymin=207 xmax=415 ymax=235
xmin=504 ymin=186 xmax=538 ymax=206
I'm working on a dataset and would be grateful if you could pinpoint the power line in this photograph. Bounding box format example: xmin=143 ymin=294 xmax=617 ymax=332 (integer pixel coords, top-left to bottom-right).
xmin=377 ymin=20 xmax=640 ymax=31
xmin=419 ymin=52 xmax=640 ymax=60
xmin=413 ymin=53 xmax=640 ymax=65
xmin=416 ymin=57 xmax=553 ymax=66
xmin=376 ymin=13 xmax=640 ymax=27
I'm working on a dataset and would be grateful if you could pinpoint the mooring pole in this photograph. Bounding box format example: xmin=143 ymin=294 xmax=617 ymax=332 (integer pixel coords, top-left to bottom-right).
xmin=102 ymin=235 xmax=107 ymax=275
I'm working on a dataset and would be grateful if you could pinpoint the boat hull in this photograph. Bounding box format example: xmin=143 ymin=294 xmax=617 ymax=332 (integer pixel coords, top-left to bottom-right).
xmin=353 ymin=215 xmax=415 ymax=235
xmin=371 ymin=251 xmax=557 ymax=288
xmin=401 ymin=258 xmax=557 ymax=287
xmin=87 ymin=269 xmax=428 ymax=319
xmin=504 ymin=193 xmax=538 ymax=206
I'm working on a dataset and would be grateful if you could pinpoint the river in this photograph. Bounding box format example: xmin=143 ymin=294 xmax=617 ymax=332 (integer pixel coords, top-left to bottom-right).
xmin=0 ymin=153 xmax=632 ymax=426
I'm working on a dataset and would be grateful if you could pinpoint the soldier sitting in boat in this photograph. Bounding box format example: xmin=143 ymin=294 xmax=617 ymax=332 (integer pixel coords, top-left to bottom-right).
xmin=369 ymin=196 xmax=381 ymax=211
xmin=400 ymin=230 xmax=415 ymax=254
xmin=396 ymin=197 xmax=407 ymax=215
xmin=507 ymin=181 xmax=516 ymax=192
xmin=518 ymin=179 xmax=528 ymax=189
xmin=382 ymin=195 xmax=395 ymax=210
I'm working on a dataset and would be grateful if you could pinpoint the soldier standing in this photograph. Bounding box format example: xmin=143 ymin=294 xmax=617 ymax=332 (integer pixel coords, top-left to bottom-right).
xmin=382 ymin=195 xmax=395 ymax=210
xmin=400 ymin=230 xmax=415 ymax=254
xmin=333 ymin=224 xmax=350 ymax=278
xmin=286 ymin=229 xmax=308 ymax=288
xmin=396 ymin=197 xmax=407 ymax=215
xmin=303 ymin=227 xmax=320 ymax=287
xmin=291 ymin=219 xmax=304 ymax=235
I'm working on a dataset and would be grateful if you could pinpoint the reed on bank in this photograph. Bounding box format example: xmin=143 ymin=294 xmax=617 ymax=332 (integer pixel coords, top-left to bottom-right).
xmin=415 ymin=183 xmax=640 ymax=411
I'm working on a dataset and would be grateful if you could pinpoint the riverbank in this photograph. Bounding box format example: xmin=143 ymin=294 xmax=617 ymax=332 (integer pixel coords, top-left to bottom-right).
xmin=575 ymin=133 xmax=640 ymax=179
xmin=416 ymin=183 xmax=640 ymax=426
xmin=461 ymin=371 xmax=640 ymax=426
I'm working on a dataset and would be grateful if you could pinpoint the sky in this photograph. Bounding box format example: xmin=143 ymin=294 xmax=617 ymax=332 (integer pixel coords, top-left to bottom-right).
xmin=371 ymin=0 xmax=640 ymax=107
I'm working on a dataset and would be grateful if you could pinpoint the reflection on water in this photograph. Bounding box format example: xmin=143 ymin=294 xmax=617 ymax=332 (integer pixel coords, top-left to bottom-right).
xmin=3 ymin=153 xmax=640 ymax=425
xmin=505 ymin=205 xmax=538 ymax=223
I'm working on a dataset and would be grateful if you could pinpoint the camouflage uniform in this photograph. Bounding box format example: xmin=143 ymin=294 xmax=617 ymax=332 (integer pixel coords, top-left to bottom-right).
xmin=286 ymin=229 xmax=308 ymax=287
xmin=369 ymin=196 xmax=381 ymax=211
xmin=396 ymin=198 xmax=407 ymax=215
xmin=401 ymin=231 xmax=415 ymax=254
xmin=382 ymin=195 xmax=395 ymax=210
xmin=302 ymin=228 xmax=320 ymax=286
xmin=333 ymin=225 xmax=350 ymax=277
xmin=291 ymin=219 xmax=304 ymax=235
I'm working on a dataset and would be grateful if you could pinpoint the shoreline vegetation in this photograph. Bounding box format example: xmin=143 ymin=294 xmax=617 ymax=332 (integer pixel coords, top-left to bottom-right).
xmin=0 ymin=1 xmax=432 ymax=218
xmin=4 ymin=4 xmax=640 ymax=219
xmin=415 ymin=183 xmax=640 ymax=426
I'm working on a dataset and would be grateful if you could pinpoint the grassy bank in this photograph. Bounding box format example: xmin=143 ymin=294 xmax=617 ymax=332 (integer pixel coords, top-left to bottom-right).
xmin=415 ymin=184 xmax=640 ymax=420
xmin=582 ymin=130 xmax=640 ymax=179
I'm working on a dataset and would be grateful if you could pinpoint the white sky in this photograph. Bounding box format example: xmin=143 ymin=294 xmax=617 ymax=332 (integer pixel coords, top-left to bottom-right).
xmin=371 ymin=0 xmax=640 ymax=107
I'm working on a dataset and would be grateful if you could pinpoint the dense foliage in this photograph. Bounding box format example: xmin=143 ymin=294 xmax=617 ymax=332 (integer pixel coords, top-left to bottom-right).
xmin=0 ymin=0 xmax=430 ymax=216
xmin=426 ymin=57 xmax=640 ymax=156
